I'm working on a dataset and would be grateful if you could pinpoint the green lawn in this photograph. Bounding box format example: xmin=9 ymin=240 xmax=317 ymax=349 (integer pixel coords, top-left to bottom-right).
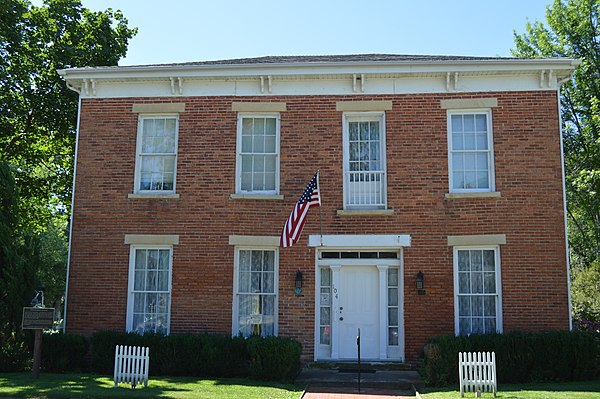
xmin=419 ymin=379 xmax=600 ymax=399
xmin=0 ymin=373 xmax=304 ymax=399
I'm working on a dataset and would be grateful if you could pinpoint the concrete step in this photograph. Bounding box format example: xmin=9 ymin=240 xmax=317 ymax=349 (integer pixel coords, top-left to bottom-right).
xmin=296 ymin=367 xmax=423 ymax=390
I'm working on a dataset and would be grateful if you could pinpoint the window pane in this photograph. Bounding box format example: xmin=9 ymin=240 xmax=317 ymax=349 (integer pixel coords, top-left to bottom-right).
xmin=388 ymin=268 xmax=399 ymax=286
xmin=472 ymin=317 xmax=483 ymax=334
xmin=263 ymin=271 xmax=274 ymax=293
xmin=134 ymin=293 xmax=145 ymax=312
xmin=471 ymin=251 xmax=482 ymax=271
xmin=389 ymin=327 xmax=399 ymax=346
xmin=251 ymin=251 xmax=262 ymax=271
xmin=320 ymin=307 xmax=330 ymax=325
xmin=360 ymin=122 xmax=369 ymax=140
xmin=263 ymin=251 xmax=274 ymax=271
xmin=459 ymin=272 xmax=470 ymax=294
xmin=239 ymin=250 xmax=251 ymax=271
xmin=321 ymin=268 xmax=331 ymax=286
xmin=158 ymin=271 xmax=169 ymax=291
xmin=349 ymin=122 xmax=359 ymax=140
xmin=239 ymin=271 xmax=251 ymax=293
xmin=388 ymin=288 xmax=398 ymax=306
xmin=369 ymin=122 xmax=380 ymax=140
xmin=471 ymin=296 xmax=483 ymax=316
xmin=472 ymin=272 xmax=483 ymax=294
xmin=453 ymin=171 xmax=464 ymax=189
xmin=452 ymin=133 xmax=464 ymax=150
xmin=242 ymin=136 xmax=252 ymax=152
xmin=146 ymin=271 xmax=157 ymax=291
xmin=241 ymin=171 xmax=252 ymax=191
xmin=476 ymin=133 xmax=488 ymax=150
xmin=484 ymin=296 xmax=496 ymax=317
xmin=250 ymin=272 xmax=261 ymax=292
xmin=484 ymin=272 xmax=496 ymax=293
xmin=388 ymin=308 xmax=398 ymax=326
xmin=265 ymin=118 xmax=276 ymax=135
xmin=458 ymin=251 xmax=469 ymax=271
xmin=459 ymin=295 xmax=471 ymax=316
xmin=242 ymin=118 xmax=253 ymax=135
xmin=451 ymin=115 xmax=463 ymax=133
xmin=459 ymin=317 xmax=471 ymax=335
xmin=252 ymin=135 xmax=265 ymax=153
xmin=135 ymin=250 xmax=146 ymax=269
xmin=483 ymin=250 xmax=495 ymax=271
xmin=320 ymin=290 xmax=331 ymax=306
xmin=484 ymin=317 xmax=496 ymax=333
xmin=134 ymin=271 xmax=145 ymax=291
xmin=452 ymin=153 xmax=463 ymax=170
xmin=320 ymin=326 xmax=331 ymax=345
xmin=475 ymin=114 xmax=487 ymax=131
xmin=463 ymin=115 xmax=475 ymax=132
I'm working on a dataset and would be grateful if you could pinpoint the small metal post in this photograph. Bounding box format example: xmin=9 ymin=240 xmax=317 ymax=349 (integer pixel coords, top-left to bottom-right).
xmin=32 ymin=329 xmax=42 ymax=379
xmin=357 ymin=328 xmax=361 ymax=393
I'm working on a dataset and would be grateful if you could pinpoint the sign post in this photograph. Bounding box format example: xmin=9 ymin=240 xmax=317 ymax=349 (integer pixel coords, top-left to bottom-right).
xmin=22 ymin=307 xmax=54 ymax=379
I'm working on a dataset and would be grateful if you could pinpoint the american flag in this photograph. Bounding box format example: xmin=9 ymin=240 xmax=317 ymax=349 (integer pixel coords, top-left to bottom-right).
xmin=280 ymin=172 xmax=321 ymax=248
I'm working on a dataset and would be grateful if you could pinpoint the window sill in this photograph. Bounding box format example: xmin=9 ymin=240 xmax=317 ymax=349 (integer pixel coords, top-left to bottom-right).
xmin=230 ymin=194 xmax=284 ymax=200
xmin=128 ymin=193 xmax=180 ymax=199
xmin=337 ymin=209 xmax=395 ymax=216
xmin=445 ymin=192 xmax=501 ymax=199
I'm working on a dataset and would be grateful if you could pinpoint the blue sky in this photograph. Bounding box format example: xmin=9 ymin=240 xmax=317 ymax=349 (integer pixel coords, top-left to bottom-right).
xmin=51 ymin=0 xmax=554 ymax=65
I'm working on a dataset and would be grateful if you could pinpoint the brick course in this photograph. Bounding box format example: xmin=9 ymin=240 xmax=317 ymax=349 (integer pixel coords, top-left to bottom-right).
xmin=67 ymin=91 xmax=568 ymax=363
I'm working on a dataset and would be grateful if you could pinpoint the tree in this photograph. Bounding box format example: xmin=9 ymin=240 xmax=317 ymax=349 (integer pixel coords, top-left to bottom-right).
xmin=513 ymin=0 xmax=600 ymax=268
xmin=0 ymin=0 xmax=136 ymax=330
xmin=0 ymin=0 xmax=137 ymax=230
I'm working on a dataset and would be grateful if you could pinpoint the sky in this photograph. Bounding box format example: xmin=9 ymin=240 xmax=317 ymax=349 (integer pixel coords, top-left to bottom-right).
xmin=45 ymin=0 xmax=554 ymax=66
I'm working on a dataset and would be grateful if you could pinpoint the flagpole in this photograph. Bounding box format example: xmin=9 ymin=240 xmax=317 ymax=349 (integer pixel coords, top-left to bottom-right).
xmin=317 ymin=170 xmax=323 ymax=246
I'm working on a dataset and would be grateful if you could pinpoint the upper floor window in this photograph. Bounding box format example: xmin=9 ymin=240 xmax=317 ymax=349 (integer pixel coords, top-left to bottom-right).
xmin=448 ymin=110 xmax=494 ymax=192
xmin=342 ymin=112 xmax=387 ymax=209
xmin=236 ymin=114 xmax=280 ymax=194
xmin=135 ymin=115 xmax=178 ymax=193
xmin=127 ymin=246 xmax=172 ymax=334
xmin=453 ymin=247 xmax=502 ymax=336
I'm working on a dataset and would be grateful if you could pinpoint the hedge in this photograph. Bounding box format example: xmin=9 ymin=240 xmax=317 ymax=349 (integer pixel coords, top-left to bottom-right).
xmin=422 ymin=331 xmax=599 ymax=386
xmin=90 ymin=331 xmax=301 ymax=381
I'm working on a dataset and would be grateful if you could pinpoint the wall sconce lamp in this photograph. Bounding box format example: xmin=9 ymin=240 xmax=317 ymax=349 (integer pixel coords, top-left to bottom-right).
xmin=294 ymin=271 xmax=303 ymax=295
xmin=416 ymin=271 xmax=425 ymax=295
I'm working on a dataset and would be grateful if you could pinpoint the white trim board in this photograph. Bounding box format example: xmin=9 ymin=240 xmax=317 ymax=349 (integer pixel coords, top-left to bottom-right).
xmin=308 ymin=234 xmax=411 ymax=247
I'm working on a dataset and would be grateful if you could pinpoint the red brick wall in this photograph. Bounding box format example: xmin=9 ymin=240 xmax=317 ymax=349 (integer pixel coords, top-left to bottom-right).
xmin=67 ymin=91 xmax=568 ymax=364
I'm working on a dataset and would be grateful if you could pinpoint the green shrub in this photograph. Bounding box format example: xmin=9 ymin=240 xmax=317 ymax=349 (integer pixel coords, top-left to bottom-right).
xmin=41 ymin=333 xmax=89 ymax=372
xmin=0 ymin=331 xmax=30 ymax=372
xmin=422 ymin=331 xmax=599 ymax=386
xmin=90 ymin=330 xmax=300 ymax=382
xmin=246 ymin=336 xmax=302 ymax=382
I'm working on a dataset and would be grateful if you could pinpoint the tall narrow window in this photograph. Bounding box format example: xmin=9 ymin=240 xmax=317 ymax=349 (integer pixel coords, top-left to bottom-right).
xmin=448 ymin=111 xmax=494 ymax=192
xmin=454 ymin=248 xmax=502 ymax=335
xmin=127 ymin=247 xmax=172 ymax=334
xmin=319 ymin=267 xmax=332 ymax=345
xmin=135 ymin=115 xmax=178 ymax=192
xmin=236 ymin=115 xmax=280 ymax=194
xmin=387 ymin=267 xmax=400 ymax=346
xmin=234 ymin=249 xmax=278 ymax=337
xmin=343 ymin=113 xmax=387 ymax=209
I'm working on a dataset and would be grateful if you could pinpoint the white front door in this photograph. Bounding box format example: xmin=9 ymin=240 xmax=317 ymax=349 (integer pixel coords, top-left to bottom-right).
xmin=338 ymin=266 xmax=379 ymax=359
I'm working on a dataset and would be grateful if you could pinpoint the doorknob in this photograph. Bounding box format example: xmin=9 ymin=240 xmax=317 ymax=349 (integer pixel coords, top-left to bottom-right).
xmin=339 ymin=317 xmax=344 ymax=321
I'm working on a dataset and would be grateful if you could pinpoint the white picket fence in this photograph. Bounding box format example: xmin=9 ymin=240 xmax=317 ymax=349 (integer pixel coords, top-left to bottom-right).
xmin=459 ymin=351 xmax=497 ymax=397
xmin=113 ymin=345 xmax=149 ymax=388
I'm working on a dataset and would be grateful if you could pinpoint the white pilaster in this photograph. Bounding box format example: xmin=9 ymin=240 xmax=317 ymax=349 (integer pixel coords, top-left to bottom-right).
xmin=377 ymin=265 xmax=389 ymax=360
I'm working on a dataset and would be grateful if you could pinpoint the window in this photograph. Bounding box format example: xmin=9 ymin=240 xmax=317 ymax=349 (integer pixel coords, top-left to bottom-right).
xmin=236 ymin=114 xmax=280 ymax=194
xmin=233 ymin=249 xmax=278 ymax=337
xmin=343 ymin=113 xmax=387 ymax=209
xmin=454 ymin=247 xmax=502 ymax=335
xmin=319 ymin=267 xmax=332 ymax=345
xmin=448 ymin=110 xmax=494 ymax=192
xmin=387 ymin=267 xmax=400 ymax=346
xmin=135 ymin=115 xmax=178 ymax=193
xmin=127 ymin=247 xmax=172 ymax=334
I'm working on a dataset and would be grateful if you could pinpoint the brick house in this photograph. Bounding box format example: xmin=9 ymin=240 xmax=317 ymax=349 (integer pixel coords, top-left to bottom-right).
xmin=58 ymin=54 xmax=579 ymax=364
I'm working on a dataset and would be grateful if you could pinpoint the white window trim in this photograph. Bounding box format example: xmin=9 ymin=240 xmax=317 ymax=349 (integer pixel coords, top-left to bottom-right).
xmin=231 ymin=246 xmax=279 ymax=337
xmin=235 ymin=113 xmax=281 ymax=195
xmin=134 ymin=114 xmax=179 ymax=194
xmin=126 ymin=244 xmax=173 ymax=334
xmin=453 ymin=245 xmax=503 ymax=336
xmin=447 ymin=108 xmax=495 ymax=193
xmin=342 ymin=112 xmax=388 ymax=210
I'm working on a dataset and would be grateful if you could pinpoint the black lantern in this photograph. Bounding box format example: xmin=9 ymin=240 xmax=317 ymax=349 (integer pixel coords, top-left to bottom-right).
xmin=294 ymin=271 xmax=303 ymax=295
xmin=416 ymin=271 xmax=425 ymax=295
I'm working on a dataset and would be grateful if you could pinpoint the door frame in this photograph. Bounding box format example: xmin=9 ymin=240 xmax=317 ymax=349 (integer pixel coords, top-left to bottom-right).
xmin=310 ymin=234 xmax=410 ymax=362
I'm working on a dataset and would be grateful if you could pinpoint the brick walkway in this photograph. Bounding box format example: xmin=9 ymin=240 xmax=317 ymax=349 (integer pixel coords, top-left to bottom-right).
xmin=302 ymin=386 xmax=415 ymax=399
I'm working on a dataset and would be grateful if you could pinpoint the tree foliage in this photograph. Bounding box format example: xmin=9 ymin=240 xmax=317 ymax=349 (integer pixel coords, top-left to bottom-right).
xmin=0 ymin=0 xmax=136 ymax=331
xmin=514 ymin=0 xmax=600 ymax=267
xmin=0 ymin=0 xmax=136 ymax=229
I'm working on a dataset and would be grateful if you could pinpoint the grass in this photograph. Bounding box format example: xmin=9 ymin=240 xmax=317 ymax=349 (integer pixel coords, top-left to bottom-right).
xmin=418 ymin=379 xmax=600 ymax=399
xmin=0 ymin=372 xmax=304 ymax=399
